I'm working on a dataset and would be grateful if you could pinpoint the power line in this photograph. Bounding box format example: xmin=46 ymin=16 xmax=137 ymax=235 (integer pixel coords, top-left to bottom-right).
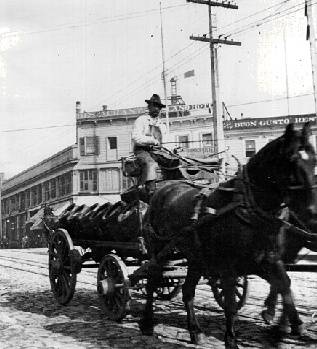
xmin=0 ymin=3 xmax=188 ymax=40
xmin=106 ymin=1 xmax=302 ymax=108
xmin=224 ymin=0 xmax=316 ymax=38
xmin=216 ymin=0 xmax=292 ymax=33
xmin=102 ymin=42 xmax=197 ymax=107
xmin=227 ymin=92 xmax=313 ymax=108
xmin=1 ymin=92 xmax=314 ymax=134
xmin=109 ymin=45 xmax=208 ymax=107
xmin=0 ymin=124 xmax=75 ymax=133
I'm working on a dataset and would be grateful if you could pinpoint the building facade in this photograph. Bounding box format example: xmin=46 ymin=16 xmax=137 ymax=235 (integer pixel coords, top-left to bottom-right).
xmin=1 ymin=101 xmax=317 ymax=246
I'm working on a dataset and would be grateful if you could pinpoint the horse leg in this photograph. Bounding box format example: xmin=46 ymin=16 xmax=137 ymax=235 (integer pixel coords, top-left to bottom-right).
xmin=261 ymin=285 xmax=278 ymax=324
xmin=182 ymin=263 xmax=204 ymax=344
xmin=268 ymin=260 xmax=303 ymax=337
xmin=223 ymin=276 xmax=239 ymax=349
xmin=139 ymin=260 xmax=163 ymax=336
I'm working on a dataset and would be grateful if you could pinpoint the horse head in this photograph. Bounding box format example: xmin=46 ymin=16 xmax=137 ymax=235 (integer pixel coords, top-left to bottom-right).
xmin=247 ymin=122 xmax=316 ymax=214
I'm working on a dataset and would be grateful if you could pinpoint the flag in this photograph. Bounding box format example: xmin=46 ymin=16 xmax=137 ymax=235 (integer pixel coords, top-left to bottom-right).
xmin=184 ymin=69 xmax=195 ymax=78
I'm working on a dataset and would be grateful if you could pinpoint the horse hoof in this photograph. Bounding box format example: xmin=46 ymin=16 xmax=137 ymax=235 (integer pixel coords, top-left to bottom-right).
xmin=261 ymin=310 xmax=274 ymax=325
xmin=269 ymin=325 xmax=284 ymax=341
xmin=290 ymin=324 xmax=307 ymax=337
xmin=225 ymin=337 xmax=239 ymax=349
xmin=190 ymin=331 xmax=206 ymax=345
xmin=139 ymin=319 xmax=154 ymax=336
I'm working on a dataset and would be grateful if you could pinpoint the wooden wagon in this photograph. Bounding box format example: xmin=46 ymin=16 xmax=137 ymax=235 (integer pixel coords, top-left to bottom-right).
xmin=46 ymin=149 xmax=230 ymax=320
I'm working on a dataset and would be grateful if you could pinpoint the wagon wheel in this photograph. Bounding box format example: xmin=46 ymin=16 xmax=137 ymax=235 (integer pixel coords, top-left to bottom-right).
xmin=97 ymin=254 xmax=130 ymax=321
xmin=137 ymin=277 xmax=183 ymax=301
xmin=210 ymin=276 xmax=248 ymax=311
xmin=48 ymin=229 xmax=77 ymax=305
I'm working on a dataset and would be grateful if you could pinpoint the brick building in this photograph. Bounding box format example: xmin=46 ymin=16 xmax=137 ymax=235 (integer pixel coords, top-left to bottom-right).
xmin=1 ymin=100 xmax=316 ymax=246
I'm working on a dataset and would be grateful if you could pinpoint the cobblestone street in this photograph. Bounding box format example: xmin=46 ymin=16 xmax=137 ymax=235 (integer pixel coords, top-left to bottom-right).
xmin=1 ymin=248 xmax=317 ymax=349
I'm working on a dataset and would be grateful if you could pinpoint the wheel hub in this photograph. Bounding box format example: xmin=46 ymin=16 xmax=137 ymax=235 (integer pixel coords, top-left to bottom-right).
xmin=98 ymin=278 xmax=116 ymax=295
xmin=50 ymin=259 xmax=63 ymax=274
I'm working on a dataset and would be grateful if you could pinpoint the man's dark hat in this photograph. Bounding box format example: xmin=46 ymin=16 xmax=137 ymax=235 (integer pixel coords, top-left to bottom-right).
xmin=145 ymin=94 xmax=166 ymax=108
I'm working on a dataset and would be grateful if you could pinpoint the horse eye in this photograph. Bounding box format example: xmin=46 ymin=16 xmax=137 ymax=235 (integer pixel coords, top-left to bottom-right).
xmin=298 ymin=150 xmax=309 ymax=160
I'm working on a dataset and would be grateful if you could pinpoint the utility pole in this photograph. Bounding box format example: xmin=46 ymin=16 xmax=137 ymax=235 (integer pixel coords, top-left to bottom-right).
xmin=187 ymin=0 xmax=240 ymax=156
xmin=305 ymin=0 xmax=317 ymax=116
xmin=160 ymin=1 xmax=169 ymax=134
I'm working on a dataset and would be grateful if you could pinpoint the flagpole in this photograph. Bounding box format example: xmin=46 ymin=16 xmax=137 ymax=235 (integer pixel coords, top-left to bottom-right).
xmin=283 ymin=28 xmax=290 ymax=116
xmin=159 ymin=1 xmax=169 ymax=134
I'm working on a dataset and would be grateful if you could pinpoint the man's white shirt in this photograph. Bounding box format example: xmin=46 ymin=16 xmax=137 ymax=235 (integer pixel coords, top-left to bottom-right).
xmin=132 ymin=114 xmax=167 ymax=147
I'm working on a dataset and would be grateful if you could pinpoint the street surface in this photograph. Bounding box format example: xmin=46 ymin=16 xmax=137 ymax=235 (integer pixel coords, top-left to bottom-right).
xmin=0 ymin=248 xmax=317 ymax=349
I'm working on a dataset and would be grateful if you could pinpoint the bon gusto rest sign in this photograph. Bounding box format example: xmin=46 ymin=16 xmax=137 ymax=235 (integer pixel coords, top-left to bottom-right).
xmin=223 ymin=114 xmax=317 ymax=131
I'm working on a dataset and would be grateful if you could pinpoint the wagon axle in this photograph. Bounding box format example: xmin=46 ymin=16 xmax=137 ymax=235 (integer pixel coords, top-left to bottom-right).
xmin=98 ymin=278 xmax=125 ymax=295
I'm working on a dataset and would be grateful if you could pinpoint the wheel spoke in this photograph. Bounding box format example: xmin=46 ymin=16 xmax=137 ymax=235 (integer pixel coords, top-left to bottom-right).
xmin=97 ymin=254 xmax=129 ymax=321
xmin=49 ymin=230 xmax=76 ymax=305
xmin=235 ymin=289 xmax=243 ymax=299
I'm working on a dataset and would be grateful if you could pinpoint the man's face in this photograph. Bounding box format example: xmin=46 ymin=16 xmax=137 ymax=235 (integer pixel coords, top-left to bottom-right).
xmin=148 ymin=103 xmax=162 ymax=118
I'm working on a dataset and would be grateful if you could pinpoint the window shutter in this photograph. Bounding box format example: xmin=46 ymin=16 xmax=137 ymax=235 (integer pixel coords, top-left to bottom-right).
xmin=94 ymin=136 xmax=100 ymax=155
xmin=79 ymin=137 xmax=85 ymax=156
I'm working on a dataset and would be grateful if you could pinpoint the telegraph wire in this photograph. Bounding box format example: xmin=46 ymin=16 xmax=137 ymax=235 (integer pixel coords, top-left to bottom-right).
xmin=2 ymin=1 xmax=314 ymax=131
xmin=227 ymin=92 xmax=314 ymax=108
xmin=101 ymin=42 xmax=196 ymax=107
xmin=217 ymin=0 xmax=292 ymax=32
xmin=106 ymin=1 xmax=310 ymax=108
xmin=0 ymin=124 xmax=75 ymax=133
xmin=224 ymin=0 xmax=316 ymax=38
xmin=109 ymin=45 xmax=208 ymax=107
xmin=0 ymin=3 xmax=188 ymax=40
xmin=0 ymin=92 xmax=314 ymax=134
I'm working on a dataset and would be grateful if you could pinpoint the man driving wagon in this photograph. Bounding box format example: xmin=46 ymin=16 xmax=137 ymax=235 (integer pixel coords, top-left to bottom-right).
xmin=132 ymin=93 xmax=167 ymax=199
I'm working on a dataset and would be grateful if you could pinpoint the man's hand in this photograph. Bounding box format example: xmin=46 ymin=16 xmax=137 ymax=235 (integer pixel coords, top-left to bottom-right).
xmin=152 ymin=138 xmax=160 ymax=146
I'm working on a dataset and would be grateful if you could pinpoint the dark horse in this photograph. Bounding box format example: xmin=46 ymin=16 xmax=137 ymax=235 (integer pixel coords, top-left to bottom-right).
xmin=140 ymin=123 xmax=316 ymax=349
xmin=261 ymin=185 xmax=317 ymax=326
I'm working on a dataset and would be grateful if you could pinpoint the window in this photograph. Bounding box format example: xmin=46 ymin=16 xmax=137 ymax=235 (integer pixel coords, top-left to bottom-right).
xmin=37 ymin=184 xmax=42 ymax=205
xmin=25 ymin=189 xmax=31 ymax=208
xmin=106 ymin=136 xmax=118 ymax=160
xmin=86 ymin=137 xmax=96 ymax=154
xmin=31 ymin=186 xmax=37 ymax=207
xmin=107 ymin=137 xmax=117 ymax=150
xmin=20 ymin=192 xmax=25 ymax=211
xmin=202 ymin=133 xmax=213 ymax=146
xmin=65 ymin=173 xmax=72 ymax=194
xmin=50 ymin=179 xmax=56 ymax=199
xmin=44 ymin=181 xmax=50 ymax=201
xmin=202 ymin=133 xmax=214 ymax=154
xmin=79 ymin=136 xmax=99 ymax=156
xmin=178 ymin=135 xmax=189 ymax=149
xmin=58 ymin=172 xmax=72 ymax=196
xmin=3 ymin=199 xmax=9 ymax=215
xmin=245 ymin=140 xmax=256 ymax=158
xmin=79 ymin=169 xmax=98 ymax=192
xmin=30 ymin=185 xmax=42 ymax=206
xmin=122 ymin=175 xmax=134 ymax=191
xmin=103 ymin=169 xmax=120 ymax=192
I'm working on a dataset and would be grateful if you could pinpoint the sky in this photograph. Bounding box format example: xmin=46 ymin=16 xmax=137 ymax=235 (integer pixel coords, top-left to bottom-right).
xmin=0 ymin=0 xmax=315 ymax=178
